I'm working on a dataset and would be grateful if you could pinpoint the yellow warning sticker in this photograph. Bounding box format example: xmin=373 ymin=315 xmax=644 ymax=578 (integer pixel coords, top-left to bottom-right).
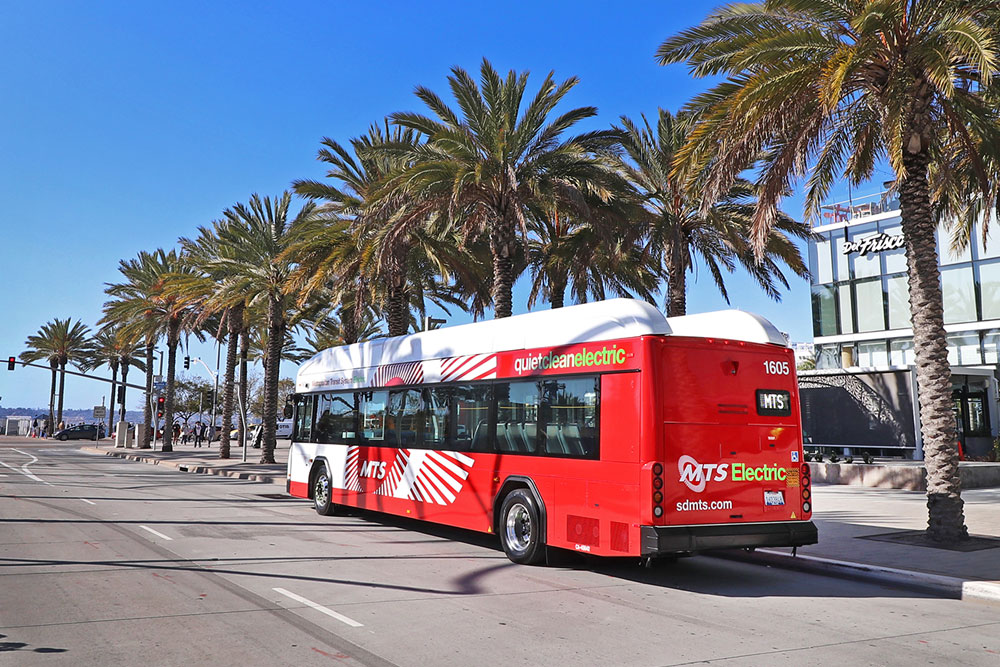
xmin=790 ymin=512 xmax=797 ymax=519
xmin=785 ymin=469 xmax=800 ymax=487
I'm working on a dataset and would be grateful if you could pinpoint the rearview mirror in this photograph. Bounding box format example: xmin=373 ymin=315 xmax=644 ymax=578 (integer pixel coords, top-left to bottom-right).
xmin=283 ymin=396 xmax=294 ymax=419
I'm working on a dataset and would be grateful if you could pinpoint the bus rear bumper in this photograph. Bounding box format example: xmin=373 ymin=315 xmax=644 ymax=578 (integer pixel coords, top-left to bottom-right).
xmin=640 ymin=521 xmax=818 ymax=555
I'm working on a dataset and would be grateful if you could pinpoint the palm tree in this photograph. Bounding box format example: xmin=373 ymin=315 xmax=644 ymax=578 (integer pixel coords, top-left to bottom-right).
xmin=86 ymin=328 xmax=121 ymax=436
xmin=86 ymin=327 xmax=147 ymax=436
xmin=388 ymin=58 xmax=624 ymax=318
xmin=210 ymin=192 xmax=316 ymax=463
xmin=178 ymin=224 xmax=247 ymax=460
xmin=104 ymin=249 xmax=198 ymax=452
xmin=525 ymin=201 xmax=661 ymax=309
xmin=292 ymin=121 xmax=477 ymax=337
xmin=614 ymin=108 xmax=811 ymax=316
xmin=21 ymin=318 xmax=91 ymax=431
xmin=302 ymin=310 xmax=383 ymax=353
xmin=104 ymin=251 xmax=169 ymax=449
xmin=656 ymin=0 xmax=1000 ymax=541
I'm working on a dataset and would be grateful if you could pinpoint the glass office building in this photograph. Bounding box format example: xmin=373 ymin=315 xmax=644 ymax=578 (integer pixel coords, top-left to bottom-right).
xmin=805 ymin=192 xmax=999 ymax=458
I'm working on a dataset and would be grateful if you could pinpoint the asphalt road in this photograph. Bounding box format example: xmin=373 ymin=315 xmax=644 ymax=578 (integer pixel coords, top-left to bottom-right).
xmin=1 ymin=441 xmax=998 ymax=666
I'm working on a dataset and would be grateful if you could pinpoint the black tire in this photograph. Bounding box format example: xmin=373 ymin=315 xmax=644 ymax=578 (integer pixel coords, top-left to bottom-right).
xmin=312 ymin=464 xmax=338 ymax=516
xmin=58 ymin=434 xmax=67 ymax=441
xmin=499 ymin=489 xmax=545 ymax=564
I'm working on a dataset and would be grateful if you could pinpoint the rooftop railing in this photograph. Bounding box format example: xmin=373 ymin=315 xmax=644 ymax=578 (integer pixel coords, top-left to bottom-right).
xmin=819 ymin=190 xmax=900 ymax=226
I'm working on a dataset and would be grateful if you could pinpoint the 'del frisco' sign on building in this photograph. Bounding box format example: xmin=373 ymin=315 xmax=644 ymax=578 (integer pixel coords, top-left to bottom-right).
xmin=842 ymin=233 xmax=905 ymax=256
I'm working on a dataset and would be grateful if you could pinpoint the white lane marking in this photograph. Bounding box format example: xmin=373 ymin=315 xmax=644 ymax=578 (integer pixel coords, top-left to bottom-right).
xmin=139 ymin=525 xmax=173 ymax=541
xmin=0 ymin=460 xmax=51 ymax=485
xmin=80 ymin=498 xmax=97 ymax=505
xmin=5 ymin=450 xmax=49 ymax=484
xmin=272 ymin=588 xmax=363 ymax=627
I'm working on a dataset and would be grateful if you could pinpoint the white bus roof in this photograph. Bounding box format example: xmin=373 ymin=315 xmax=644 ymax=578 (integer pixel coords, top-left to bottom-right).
xmin=296 ymin=299 xmax=787 ymax=389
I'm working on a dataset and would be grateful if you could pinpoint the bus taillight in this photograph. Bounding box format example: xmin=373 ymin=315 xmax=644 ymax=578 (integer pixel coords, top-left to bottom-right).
xmin=652 ymin=463 xmax=664 ymax=518
xmin=800 ymin=462 xmax=812 ymax=515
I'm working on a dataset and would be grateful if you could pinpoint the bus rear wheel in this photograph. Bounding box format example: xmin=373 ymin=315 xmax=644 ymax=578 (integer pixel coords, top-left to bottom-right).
xmin=499 ymin=489 xmax=545 ymax=565
xmin=312 ymin=466 xmax=338 ymax=516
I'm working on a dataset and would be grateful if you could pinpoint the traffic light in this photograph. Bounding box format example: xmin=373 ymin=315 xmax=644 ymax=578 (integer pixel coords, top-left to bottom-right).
xmin=156 ymin=395 xmax=165 ymax=419
xmin=117 ymin=386 xmax=125 ymax=404
xmin=184 ymin=356 xmax=190 ymax=370
xmin=7 ymin=356 xmax=15 ymax=371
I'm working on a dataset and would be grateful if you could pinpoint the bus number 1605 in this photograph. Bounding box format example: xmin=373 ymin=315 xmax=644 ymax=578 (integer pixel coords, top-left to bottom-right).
xmin=763 ymin=360 xmax=790 ymax=375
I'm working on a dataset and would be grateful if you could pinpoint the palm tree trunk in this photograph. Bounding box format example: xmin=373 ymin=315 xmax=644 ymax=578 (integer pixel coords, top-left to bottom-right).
xmin=57 ymin=360 xmax=67 ymax=428
xmin=140 ymin=341 xmax=154 ymax=448
xmin=239 ymin=324 xmax=249 ymax=448
xmin=162 ymin=318 xmax=180 ymax=452
xmin=220 ymin=306 xmax=241 ymax=459
xmin=490 ymin=222 xmax=517 ymax=318
xmin=119 ymin=362 xmax=129 ymax=424
xmin=899 ymin=148 xmax=968 ymax=543
xmin=387 ymin=281 xmax=409 ymax=337
xmin=340 ymin=302 xmax=359 ymax=345
xmin=261 ymin=295 xmax=283 ymax=463
xmin=666 ymin=239 xmax=687 ymax=317
xmin=108 ymin=362 xmax=119 ymax=437
xmin=48 ymin=360 xmax=57 ymax=435
xmin=548 ymin=271 xmax=567 ymax=309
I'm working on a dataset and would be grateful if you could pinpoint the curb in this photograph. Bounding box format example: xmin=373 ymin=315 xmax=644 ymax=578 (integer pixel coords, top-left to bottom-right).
xmin=713 ymin=548 xmax=1000 ymax=605
xmin=80 ymin=446 xmax=284 ymax=485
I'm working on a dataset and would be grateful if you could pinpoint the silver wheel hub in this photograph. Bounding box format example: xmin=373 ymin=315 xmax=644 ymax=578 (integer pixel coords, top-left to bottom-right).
xmin=315 ymin=474 xmax=329 ymax=507
xmin=505 ymin=502 xmax=532 ymax=552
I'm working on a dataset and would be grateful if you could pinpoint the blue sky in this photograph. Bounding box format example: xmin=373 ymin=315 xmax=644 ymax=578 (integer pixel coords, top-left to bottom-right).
xmin=0 ymin=1 xmax=881 ymax=412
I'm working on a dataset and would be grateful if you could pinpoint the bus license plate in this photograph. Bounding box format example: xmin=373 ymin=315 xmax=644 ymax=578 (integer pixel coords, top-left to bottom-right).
xmin=764 ymin=490 xmax=785 ymax=506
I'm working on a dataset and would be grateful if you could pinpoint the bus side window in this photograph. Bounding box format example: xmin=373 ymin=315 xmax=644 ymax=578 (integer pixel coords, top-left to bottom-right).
xmin=315 ymin=391 xmax=359 ymax=444
xmin=387 ymin=389 xmax=425 ymax=447
xmin=540 ymin=376 xmax=599 ymax=458
xmin=362 ymin=391 xmax=388 ymax=444
xmin=424 ymin=386 xmax=452 ymax=450
xmin=295 ymin=394 xmax=315 ymax=442
xmin=495 ymin=381 xmax=539 ymax=454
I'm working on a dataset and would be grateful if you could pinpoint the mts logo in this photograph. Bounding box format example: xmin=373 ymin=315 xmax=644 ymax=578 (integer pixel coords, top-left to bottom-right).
xmin=678 ymin=455 xmax=730 ymax=493
xmin=360 ymin=460 xmax=387 ymax=480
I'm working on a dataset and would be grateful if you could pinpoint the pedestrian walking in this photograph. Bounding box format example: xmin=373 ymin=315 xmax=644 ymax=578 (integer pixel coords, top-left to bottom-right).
xmin=31 ymin=419 xmax=38 ymax=438
xmin=172 ymin=422 xmax=181 ymax=442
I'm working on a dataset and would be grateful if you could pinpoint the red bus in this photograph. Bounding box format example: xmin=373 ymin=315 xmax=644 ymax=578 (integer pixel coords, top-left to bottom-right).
xmin=286 ymin=299 xmax=817 ymax=564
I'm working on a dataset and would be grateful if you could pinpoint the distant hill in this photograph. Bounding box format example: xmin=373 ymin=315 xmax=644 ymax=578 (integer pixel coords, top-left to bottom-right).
xmin=0 ymin=406 xmax=144 ymax=423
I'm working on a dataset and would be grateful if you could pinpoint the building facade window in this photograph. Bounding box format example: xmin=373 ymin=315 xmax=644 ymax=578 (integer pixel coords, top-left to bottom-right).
xmin=982 ymin=330 xmax=1000 ymax=364
xmin=941 ymin=265 xmax=976 ymax=324
xmin=938 ymin=221 xmax=972 ymax=265
xmin=837 ymin=283 xmax=854 ymax=334
xmin=885 ymin=274 xmax=910 ymax=330
xmin=849 ymin=222 xmax=881 ymax=278
xmin=947 ymin=334 xmax=982 ymax=366
xmin=855 ymin=278 xmax=886 ymax=332
xmin=812 ymin=285 xmax=838 ymax=336
xmin=977 ymin=260 xmax=1000 ymax=320
xmin=810 ymin=232 xmax=834 ymax=284
xmin=815 ymin=344 xmax=840 ymax=369
xmin=975 ymin=218 xmax=1000 ymax=260
xmin=889 ymin=338 xmax=915 ymax=366
xmin=856 ymin=340 xmax=888 ymax=367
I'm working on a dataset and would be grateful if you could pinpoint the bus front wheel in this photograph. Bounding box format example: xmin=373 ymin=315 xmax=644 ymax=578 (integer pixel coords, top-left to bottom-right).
xmin=499 ymin=489 xmax=545 ymax=565
xmin=312 ymin=466 xmax=338 ymax=516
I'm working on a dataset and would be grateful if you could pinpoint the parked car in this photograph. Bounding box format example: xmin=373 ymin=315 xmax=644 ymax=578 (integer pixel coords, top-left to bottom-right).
xmin=53 ymin=424 xmax=104 ymax=441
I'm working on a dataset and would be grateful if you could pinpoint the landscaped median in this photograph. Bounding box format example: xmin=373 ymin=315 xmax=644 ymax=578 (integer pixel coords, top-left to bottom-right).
xmin=808 ymin=461 xmax=1000 ymax=491
xmin=79 ymin=444 xmax=286 ymax=485
xmin=713 ymin=548 xmax=1000 ymax=605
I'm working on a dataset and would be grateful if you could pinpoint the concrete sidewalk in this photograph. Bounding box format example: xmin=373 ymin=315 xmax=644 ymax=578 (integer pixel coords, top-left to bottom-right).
xmin=724 ymin=484 xmax=1000 ymax=605
xmin=79 ymin=441 xmax=1000 ymax=604
xmin=80 ymin=439 xmax=289 ymax=484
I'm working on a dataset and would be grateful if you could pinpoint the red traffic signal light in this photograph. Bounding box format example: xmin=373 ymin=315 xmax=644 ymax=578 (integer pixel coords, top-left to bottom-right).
xmin=7 ymin=357 xmax=15 ymax=371
xmin=156 ymin=395 xmax=165 ymax=419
